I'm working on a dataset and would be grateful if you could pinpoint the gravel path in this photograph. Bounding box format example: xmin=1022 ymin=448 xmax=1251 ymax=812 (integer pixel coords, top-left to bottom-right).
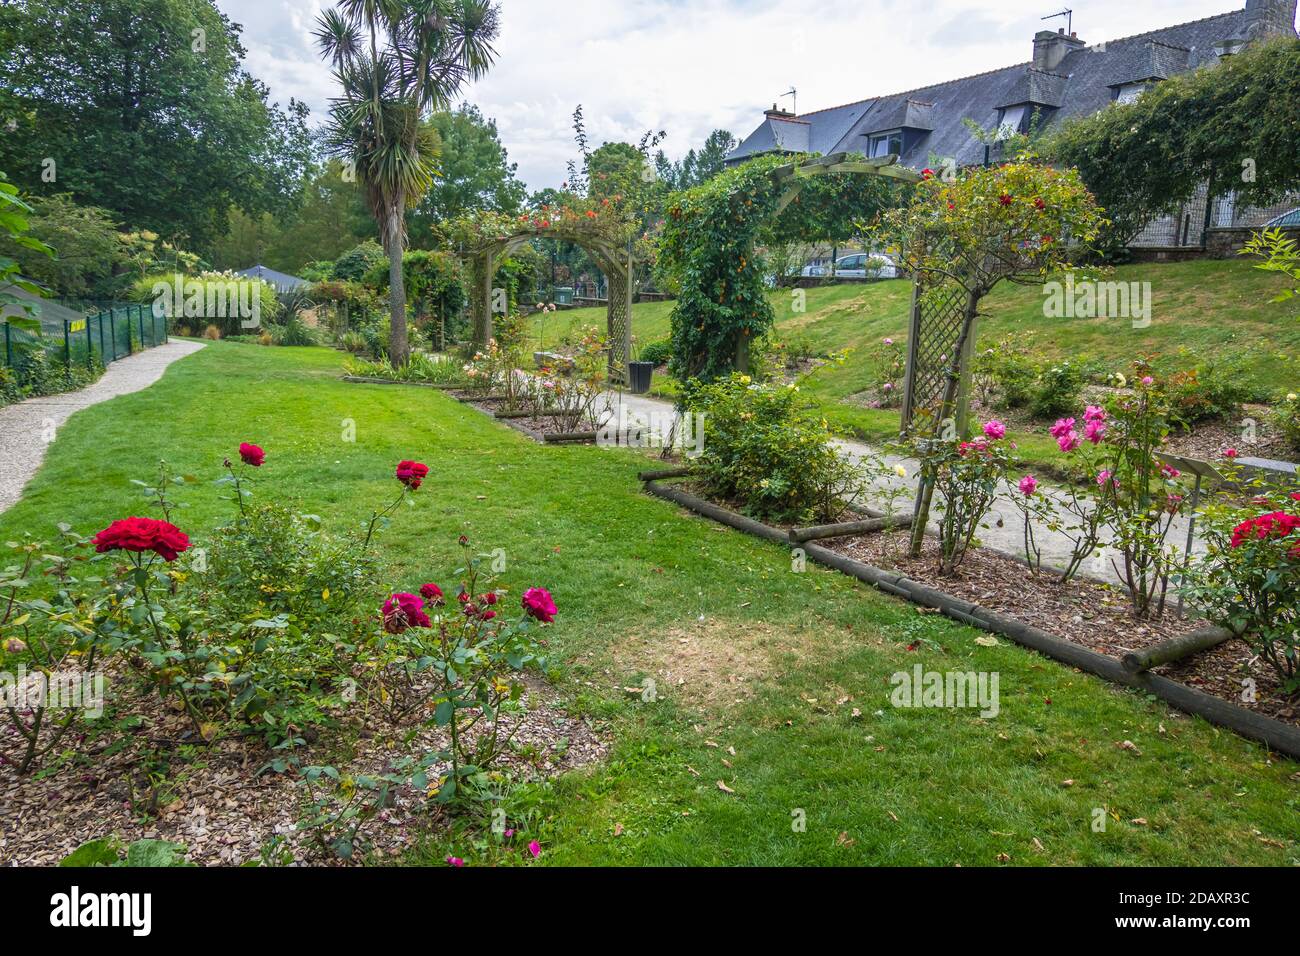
xmin=0 ymin=340 xmax=206 ymax=515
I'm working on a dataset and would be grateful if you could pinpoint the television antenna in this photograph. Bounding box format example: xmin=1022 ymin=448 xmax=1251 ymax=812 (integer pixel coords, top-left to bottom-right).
xmin=1042 ymin=8 xmax=1073 ymax=33
xmin=781 ymin=87 xmax=797 ymax=115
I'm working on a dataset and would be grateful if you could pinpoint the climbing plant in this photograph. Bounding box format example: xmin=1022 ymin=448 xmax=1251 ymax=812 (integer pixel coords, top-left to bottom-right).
xmin=660 ymin=153 xmax=904 ymax=385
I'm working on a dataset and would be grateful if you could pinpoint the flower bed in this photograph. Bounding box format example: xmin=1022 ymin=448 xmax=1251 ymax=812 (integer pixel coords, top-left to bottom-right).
xmin=0 ymin=445 xmax=588 ymax=864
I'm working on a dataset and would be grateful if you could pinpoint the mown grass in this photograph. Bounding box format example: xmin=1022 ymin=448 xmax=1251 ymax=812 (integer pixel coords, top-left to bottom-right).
xmin=534 ymin=259 xmax=1300 ymax=473
xmin=3 ymin=341 xmax=1297 ymax=866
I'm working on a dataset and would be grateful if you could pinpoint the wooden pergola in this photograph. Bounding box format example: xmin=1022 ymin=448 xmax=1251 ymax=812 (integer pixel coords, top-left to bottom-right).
xmin=465 ymin=221 xmax=636 ymax=384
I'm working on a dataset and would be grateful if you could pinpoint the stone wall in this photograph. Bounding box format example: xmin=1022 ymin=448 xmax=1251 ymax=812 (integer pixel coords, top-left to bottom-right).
xmin=1205 ymin=225 xmax=1300 ymax=259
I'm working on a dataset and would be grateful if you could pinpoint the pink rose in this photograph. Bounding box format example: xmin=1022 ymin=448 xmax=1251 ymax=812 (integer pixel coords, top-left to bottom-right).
xmin=528 ymin=840 xmax=542 ymax=858
xmin=983 ymin=420 xmax=1006 ymax=440
xmin=1057 ymin=431 xmax=1081 ymax=453
xmin=1084 ymin=419 xmax=1107 ymax=444
xmin=1084 ymin=406 xmax=1107 ymax=423
xmin=1019 ymin=475 xmax=1038 ymax=496
xmin=1049 ymin=418 xmax=1076 ymax=440
xmin=522 ymin=587 xmax=557 ymax=624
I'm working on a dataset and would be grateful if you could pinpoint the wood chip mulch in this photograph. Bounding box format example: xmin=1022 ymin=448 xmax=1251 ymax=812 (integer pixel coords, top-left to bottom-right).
xmin=821 ymin=529 xmax=1299 ymax=727
xmin=0 ymin=674 xmax=606 ymax=867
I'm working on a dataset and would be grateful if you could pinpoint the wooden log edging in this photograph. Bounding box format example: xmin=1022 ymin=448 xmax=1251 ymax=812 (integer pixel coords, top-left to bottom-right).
xmin=1122 ymin=625 xmax=1237 ymax=674
xmin=341 ymin=376 xmax=466 ymax=390
xmin=543 ymin=431 xmax=599 ymax=445
xmin=642 ymin=481 xmax=1300 ymax=760
xmin=638 ymin=466 xmax=694 ymax=482
xmin=791 ymin=514 xmax=913 ymax=544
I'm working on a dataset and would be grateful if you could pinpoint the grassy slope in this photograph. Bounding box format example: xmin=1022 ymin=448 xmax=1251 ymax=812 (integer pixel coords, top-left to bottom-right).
xmin=3 ymin=341 xmax=1296 ymax=866
xmin=534 ymin=260 xmax=1300 ymax=470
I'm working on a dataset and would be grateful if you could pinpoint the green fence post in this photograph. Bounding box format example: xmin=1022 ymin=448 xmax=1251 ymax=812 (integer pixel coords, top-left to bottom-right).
xmin=137 ymin=305 xmax=145 ymax=350
xmin=110 ymin=311 xmax=118 ymax=361
xmin=64 ymin=320 xmax=71 ymax=366
xmin=85 ymin=315 xmax=93 ymax=368
xmin=4 ymin=320 xmax=10 ymax=368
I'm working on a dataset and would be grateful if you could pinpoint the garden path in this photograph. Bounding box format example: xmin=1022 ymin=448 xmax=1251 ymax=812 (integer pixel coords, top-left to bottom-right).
xmin=0 ymin=340 xmax=206 ymax=515
xmin=597 ymin=387 xmax=1204 ymax=587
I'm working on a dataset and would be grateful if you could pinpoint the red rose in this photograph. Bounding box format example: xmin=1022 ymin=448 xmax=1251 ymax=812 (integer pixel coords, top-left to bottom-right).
xmin=92 ymin=517 xmax=191 ymax=562
xmin=239 ymin=442 xmax=265 ymax=467
xmin=382 ymin=592 xmax=430 ymax=633
xmin=419 ymin=583 xmax=445 ymax=605
xmin=1034 ymin=198 xmax=1046 ymax=210
xmin=396 ymin=460 xmax=429 ymax=490
xmin=1291 ymin=492 xmax=1300 ymax=502
xmin=921 ymin=168 xmax=935 ymax=180
xmin=484 ymin=592 xmax=498 ymax=605
xmin=481 ymin=610 xmax=497 ymax=621
xmin=999 ymin=194 xmax=1013 ymax=206
xmin=522 ymin=587 xmax=557 ymax=624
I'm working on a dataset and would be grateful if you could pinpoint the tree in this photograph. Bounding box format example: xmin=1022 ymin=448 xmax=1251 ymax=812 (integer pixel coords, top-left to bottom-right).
xmin=0 ymin=171 xmax=53 ymax=317
xmin=315 ymin=0 xmax=502 ymax=365
xmin=1047 ymin=37 xmax=1300 ymax=247
xmin=656 ymin=130 xmax=738 ymax=191
xmin=3 ymin=195 xmax=121 ymax=298
xmin=0 ymin=0 xmax=312 ymax=249
xmin=411 ymin=104 xmax=525 ymax=230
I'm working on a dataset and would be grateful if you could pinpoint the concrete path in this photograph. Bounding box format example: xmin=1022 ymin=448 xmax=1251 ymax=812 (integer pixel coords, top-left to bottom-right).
xmin=596 ymin=387 xmax=1201 ymax=586
xmin=0 ymin=340 xmax=206 ymax=515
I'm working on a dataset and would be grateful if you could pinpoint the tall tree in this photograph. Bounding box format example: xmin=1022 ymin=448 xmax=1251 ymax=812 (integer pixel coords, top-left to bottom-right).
xmin=411 ymin=104 xmax=525 ymax=231
xmin=315 ymin=0 xmax=501 ymax=365
xmin=0 ymin=0 xmax=312 ymax=248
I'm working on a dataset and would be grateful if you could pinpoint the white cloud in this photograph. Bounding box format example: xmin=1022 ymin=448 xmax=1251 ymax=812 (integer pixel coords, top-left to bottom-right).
xmin=217 ymin=0 xmax=1243 ymax=192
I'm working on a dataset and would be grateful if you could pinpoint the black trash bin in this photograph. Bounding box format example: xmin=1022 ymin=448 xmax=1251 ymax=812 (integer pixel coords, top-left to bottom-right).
xmin=628 ymin=361 xmax=654 ymax=395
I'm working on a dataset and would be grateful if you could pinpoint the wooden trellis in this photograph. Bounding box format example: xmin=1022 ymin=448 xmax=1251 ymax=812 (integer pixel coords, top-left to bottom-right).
xmin=901 ymin=279 xmax=979 ymax=437
xmin=465 ymin=223 xmax=635 ymax=384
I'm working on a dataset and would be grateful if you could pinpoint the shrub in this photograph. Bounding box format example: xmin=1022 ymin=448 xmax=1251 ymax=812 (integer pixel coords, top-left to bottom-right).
xmin=870 ymin=336 xmax=906 ymax=408
xmin=1030 ymin=360 xmax=1085 ymax=419
xmin=1188 ymin=486 xmax=1300 ymax=694
xmin=918 ymin=425 xmax=1014 ymax=574
xmin=683 ymin=372 xmax=868 ymax=524
xmin=1166 ymin=353 xmax=1252 ymax=427
xmin=0 ymin=365 xmax=18 ymax=405
xmin=639 ymin=340 xmax=672 ymax=366
xmin=204 ymin=324 xmax=221 ymax=341
xmin=973 ymin=335 xmax=1038 ymax=410
xmin=271 ymin=315 xmax=319 ymax=347
xmin=1273 ymin=391 xmax=1300 ymax=452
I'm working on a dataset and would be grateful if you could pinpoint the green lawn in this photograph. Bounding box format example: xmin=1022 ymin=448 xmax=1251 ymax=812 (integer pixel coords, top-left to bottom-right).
xmin=535 ymin=259 xmax=1300 ymax=472
xmin=4 ymin=340 xmax=1297 ymax=866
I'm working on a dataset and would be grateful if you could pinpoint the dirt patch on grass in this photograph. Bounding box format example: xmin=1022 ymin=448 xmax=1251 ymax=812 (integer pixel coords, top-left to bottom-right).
xmin=609 ymin=618 xmax=842 ymax=712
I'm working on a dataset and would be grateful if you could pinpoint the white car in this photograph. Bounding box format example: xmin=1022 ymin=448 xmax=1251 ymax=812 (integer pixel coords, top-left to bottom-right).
xmin=802 ymin=253 xmax=898 ymax=280
xmin=1264 ymin=208 xmax=1300 ymax=228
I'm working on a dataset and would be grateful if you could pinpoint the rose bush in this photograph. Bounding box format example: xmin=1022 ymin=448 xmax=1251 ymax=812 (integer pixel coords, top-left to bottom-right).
xmin=1187 ymin=485 xmax=1300 ymax=694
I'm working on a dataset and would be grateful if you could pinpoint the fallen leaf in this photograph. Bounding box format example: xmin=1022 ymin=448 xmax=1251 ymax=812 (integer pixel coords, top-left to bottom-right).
xmin=1061 ymin=779 xmax=1075 ymax=787
xmin=1130 ymin=818 xmax=1148 ymax=826
xmin=1116 ymin=740 xmax=1143 ymax=756
xmin=716 ymin=780 xmax=735 ymax=795
xmin=836 ymin=832 xmax=855 ymax=847
xmin=996 ymin=852 xmax=1011 ymax=863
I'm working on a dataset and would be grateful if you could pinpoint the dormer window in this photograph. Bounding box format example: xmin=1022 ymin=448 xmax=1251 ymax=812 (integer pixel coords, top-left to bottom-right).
xmin=997 ymin=105 xmax=1029 ymax=139
xmin=1114 ymin=83 xmax=1149 ymax=104
xmin=869 ymin=130 xmax=904 ymax=158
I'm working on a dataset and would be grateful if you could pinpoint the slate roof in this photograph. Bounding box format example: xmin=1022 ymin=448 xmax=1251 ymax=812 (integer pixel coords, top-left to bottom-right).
xmin=728 ymin=7 xmax=1296 ymax=171
xmin=235 ymin=265 xmax=309 ymax=292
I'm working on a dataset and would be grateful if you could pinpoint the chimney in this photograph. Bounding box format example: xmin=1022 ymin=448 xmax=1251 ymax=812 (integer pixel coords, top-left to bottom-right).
xmin=765 ymin=103 xmax=796 ymax=119
xmin=1033 ymin=28 xmax=1087 ymax=71
xmin=1242 ymin=0 xmax=1298 ymax=40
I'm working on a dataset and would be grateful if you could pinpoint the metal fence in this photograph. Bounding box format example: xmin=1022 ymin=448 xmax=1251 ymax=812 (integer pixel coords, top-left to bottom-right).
xmin=2 ymin=303 xmax=168 ymax=375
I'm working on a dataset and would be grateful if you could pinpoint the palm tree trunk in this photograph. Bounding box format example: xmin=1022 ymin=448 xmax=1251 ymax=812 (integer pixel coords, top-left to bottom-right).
xmin=384 ymin=208 xmax=409 ymax=366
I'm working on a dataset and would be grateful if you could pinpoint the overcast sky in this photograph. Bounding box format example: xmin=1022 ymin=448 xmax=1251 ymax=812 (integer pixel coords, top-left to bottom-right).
xmin=216 ymin=0 xmax=1245 ymax=193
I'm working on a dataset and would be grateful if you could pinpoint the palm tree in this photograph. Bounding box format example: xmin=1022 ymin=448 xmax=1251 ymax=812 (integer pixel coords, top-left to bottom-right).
xmin=315 ymin=0 xmax=501 ymax=365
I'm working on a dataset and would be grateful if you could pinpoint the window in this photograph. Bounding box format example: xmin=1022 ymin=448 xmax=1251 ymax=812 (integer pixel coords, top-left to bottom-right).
xmin=997 ymin=105 xmax=1027 ymax=139
xmin=1115 ymin=83 xmax=1147 ymax=105
xmin=869 ymin=131 xmax=903 ymax=158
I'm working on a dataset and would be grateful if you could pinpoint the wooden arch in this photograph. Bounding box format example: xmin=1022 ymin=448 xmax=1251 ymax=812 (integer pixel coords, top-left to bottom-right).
xmin=466 ymin=222 xmax=635 ymax=384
